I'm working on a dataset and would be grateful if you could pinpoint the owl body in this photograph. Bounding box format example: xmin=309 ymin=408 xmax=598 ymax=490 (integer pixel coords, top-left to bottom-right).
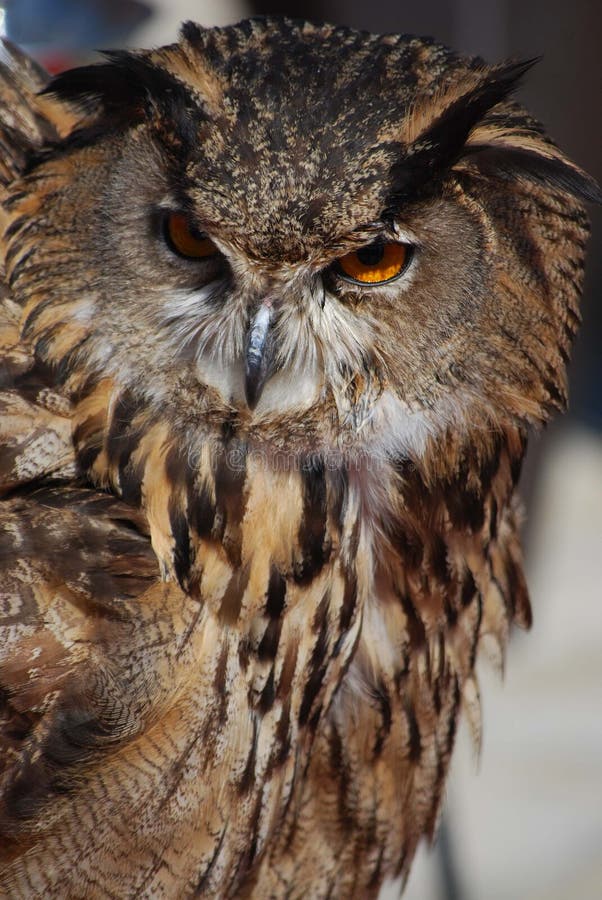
xmin=0 ymin=19 xmax=597 ymax=898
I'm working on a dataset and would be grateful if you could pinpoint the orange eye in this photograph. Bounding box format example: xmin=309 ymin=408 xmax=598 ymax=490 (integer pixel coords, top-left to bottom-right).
xmin=336 ymin=241 xmax=411 ymax=285
xmin=164 ymin=212 xmax=218 ymax=259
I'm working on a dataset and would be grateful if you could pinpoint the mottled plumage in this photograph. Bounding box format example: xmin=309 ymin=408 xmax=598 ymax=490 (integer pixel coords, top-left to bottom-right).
xmin=0 ymin=18 xmax=598 ymax=898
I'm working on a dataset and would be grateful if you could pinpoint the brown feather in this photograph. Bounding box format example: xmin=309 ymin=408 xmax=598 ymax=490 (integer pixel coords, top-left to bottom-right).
xmin=0 ymin=18 xmax=596 ymax=898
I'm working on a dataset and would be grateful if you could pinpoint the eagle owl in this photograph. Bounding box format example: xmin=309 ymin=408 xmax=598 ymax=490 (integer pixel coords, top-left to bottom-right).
xmin=0 ymin=17 xmax=598 ymax=899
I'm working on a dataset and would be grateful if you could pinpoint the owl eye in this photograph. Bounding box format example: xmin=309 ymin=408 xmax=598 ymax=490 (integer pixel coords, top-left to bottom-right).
xmin=163 ymin=211 xmax=218 ymax=259
xmin=335 ymin=241 xmax=412 ymax=285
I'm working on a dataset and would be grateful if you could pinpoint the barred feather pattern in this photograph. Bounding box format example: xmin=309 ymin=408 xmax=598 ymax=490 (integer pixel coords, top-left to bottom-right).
xmin=0 ymin=17 xmax=596 ymax=899
xmin=0 ymin=411 xmax=528 ymax=897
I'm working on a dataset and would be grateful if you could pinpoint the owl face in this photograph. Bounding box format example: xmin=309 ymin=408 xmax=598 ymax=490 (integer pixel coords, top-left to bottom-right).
xmin=62 ymin=134 xmax=478 ymax=431
xmin=12 ymin=19 xmax=595 ymax=465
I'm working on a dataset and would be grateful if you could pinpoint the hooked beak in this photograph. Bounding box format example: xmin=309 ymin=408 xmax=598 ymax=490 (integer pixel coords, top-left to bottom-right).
xmin=244 ymin=298 xmax=275 ymax=409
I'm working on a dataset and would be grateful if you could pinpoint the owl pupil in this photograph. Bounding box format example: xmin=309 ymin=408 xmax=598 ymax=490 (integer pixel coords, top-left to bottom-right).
xmin=356 ymin=243 xmax=385 ymax=266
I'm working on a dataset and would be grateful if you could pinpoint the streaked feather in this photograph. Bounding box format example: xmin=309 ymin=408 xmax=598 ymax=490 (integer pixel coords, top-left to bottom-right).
xmin=0 ymin=18 xmax=596 ymax=898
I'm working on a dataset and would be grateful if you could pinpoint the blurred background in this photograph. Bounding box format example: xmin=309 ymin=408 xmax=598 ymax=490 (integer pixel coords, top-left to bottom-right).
xmin=3 ymin=1 xmax=600 ymax=897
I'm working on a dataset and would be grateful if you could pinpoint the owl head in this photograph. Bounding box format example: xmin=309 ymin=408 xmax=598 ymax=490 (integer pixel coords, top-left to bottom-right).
xmin=6 ymin=17 xmax=598 ymax=489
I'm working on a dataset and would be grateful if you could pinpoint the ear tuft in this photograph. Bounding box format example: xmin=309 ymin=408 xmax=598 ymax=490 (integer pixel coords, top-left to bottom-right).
xmin=36 ymin=51 xmax=204 ymax=160
xmin=385 ymin=59 xmax=539 ymax=207
xmin=43 ymin=51 xmax=196 ymax=128
xmin=385 ymin=57 xmax=600 ymax=209
xmin=44 ymin=54 xmax=145 ymax=119
xmin=180 ymin=20 xmax=207 ymax=49
xmin=463 ymin=143 xmax=602 ymax=204
xmin=406 ymin=59 xmax=538 ymax=174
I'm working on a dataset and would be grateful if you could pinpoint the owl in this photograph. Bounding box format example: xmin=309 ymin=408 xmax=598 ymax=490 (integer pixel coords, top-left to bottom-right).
xmin=0 ymin=17 xmax=598 ymax=899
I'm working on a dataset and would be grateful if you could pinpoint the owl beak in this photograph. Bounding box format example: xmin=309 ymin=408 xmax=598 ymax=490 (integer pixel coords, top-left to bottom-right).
xmin=244 ymin=299 xmax=274 ymax=409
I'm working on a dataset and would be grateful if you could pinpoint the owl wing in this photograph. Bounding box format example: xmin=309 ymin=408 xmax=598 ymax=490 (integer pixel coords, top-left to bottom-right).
xmin=0 ymin=485 xmax=192 ymax=892
xmin=0 ymin=487 xmax=157 ymax=779
xmin=0 ymin=45 xmax=154 ymax=871
xmin=0 ymin=40 xmax=83 ymax=496
xmin=0 ymin=39 xmax=53 ymax=185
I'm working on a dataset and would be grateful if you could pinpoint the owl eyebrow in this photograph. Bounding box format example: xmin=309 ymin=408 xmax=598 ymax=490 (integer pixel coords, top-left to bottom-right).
xmin=342 ymin=220 xmax=404 ymax=248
